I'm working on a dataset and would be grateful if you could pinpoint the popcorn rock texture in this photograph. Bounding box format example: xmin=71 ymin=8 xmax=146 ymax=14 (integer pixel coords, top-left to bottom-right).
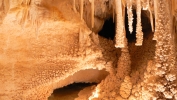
xmin=0 ymin=0 xmax=177 ymax=100
xmin=119 ymin=76 xmax=132 ymax=99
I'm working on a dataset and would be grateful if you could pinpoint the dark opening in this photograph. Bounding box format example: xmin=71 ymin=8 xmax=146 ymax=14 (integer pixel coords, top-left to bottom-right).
xmin=48 ymin=83 xmax=97 ymax=100
xmin=98 ymin=18 xmax=115 ymax=40
xmin=98 ymin=8 xmax=152 ymax=43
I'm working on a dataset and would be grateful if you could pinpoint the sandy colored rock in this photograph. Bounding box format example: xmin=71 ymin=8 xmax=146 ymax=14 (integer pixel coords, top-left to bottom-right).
xmin=119 ymin=76 xmax=132 ymax=99
xmin=0 ymin=0 xmax=177 ymax=100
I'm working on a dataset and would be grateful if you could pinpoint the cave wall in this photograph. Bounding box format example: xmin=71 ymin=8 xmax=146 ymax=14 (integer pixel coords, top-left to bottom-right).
xmin=0 ymin=0 xmax=177 ymax=100
xmin=0 ymin=0 xmax=111 ymax=99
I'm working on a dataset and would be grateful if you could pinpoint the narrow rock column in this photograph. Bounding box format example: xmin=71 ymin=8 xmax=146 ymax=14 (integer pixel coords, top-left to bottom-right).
xmin=116 ymin=38 xmax=131 ymax=80
xmin=127 ymin=0 xmax=133 ymax=33
xmin=115 ymin=0 xmax=126 ymax=48
xmin=148 ymin=1 xmax=154 ymax=32
xmin=135 ymin=0 xmax=143 ymax=46
xmin=153 ymin=0 xmax=158 ymax=40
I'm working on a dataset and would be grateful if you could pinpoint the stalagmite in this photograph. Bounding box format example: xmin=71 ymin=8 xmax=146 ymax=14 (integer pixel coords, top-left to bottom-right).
xmin=116 ymin=37 xmax=131 ymax=79
xmin=115 ymin=0 xmax=126 ymax=48
xmin=154 ymin=0 xmax=176 ymax=98
xmin=80 ymin=0 xmax=84 ymax=20
xmin=117 ymin=37 xmax=131 ymax=99
xmin=126 ymin=0 xmax=133 ymax=33
xmin=119 ymin=76 xmax=132 ymax=99
xmin=135 ymin=0 xmax=143 ymax=46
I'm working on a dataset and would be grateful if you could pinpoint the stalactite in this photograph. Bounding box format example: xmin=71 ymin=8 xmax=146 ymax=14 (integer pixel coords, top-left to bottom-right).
xmin=80 ymin=0 xmax=84 ymax=20
xmin=20 ymin=8 xmax=29 ymax=27
xmin=122 ymin=0 xmax=125 ymax=25
xmin=29 ymin=0 xmax=42 ymax=39
xmin=171 ymin=0 xmax=177 ymax=20
xmin=142 ymin=0 xmax=149 ymax=10
xmin=0 ymin=0 xmax=10 ymax=24
xmin=25 ymin=0 xmax=31 ymax=5
xmin=135 ymin=0 xmax=143 ymax=46
xmin=90 ymin=0 xmax=94 ymax=28
xmin=112 ymin=0 xmax=115 ymax=23
xmin=18 ymin=0 xmax=31 ymax=28
xmin=121 ymin=0 xmax=126 ymax=7
xmin=153 ymin=0 xmax=158 ymax=40
xmin=172 ymin=0 xmax=175 ymax=16
xmin=115 ymin=0 xmax=126 ymax=48
xmin=73 ymin=0 xmax=77 ymax=12
xmin=126 ymin=0 xmax=133 ymax=33
xmin=149 ymin=9 xmax=154 ymax=32
xmin=142 ymin=0 xmax=151 ymax=39
xmin=148 ymin=1 xmax=154 ymax=32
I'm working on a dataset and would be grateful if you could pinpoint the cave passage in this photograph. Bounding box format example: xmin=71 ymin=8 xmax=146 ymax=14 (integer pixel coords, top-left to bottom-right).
xmin=98 ymin=18 xmax=115 ymax=40
xmin=47 ymin=69 xmax=108 ymax=100
xmin=48 ymin=83 xmax=97 ymax=100
xmin=98 ymin=8 xmax=152 ymax=43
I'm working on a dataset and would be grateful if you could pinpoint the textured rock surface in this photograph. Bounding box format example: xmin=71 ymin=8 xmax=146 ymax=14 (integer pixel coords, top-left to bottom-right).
xmin=0 ymin=0 xmax=110 ymax=100
xmin=0 ymin=0 xmax=177 ymax=100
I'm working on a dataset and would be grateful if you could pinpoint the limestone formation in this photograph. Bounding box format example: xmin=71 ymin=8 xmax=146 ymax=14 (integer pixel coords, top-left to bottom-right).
xmin=0 ymin=0 xmax=177 ymax=100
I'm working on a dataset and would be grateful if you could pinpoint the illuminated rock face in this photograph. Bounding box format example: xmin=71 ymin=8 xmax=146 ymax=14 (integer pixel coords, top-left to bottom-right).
xmin=0 ymin=0 xmax=177 ymax=100
xmin=0 ymin=0 xmax=109 ymax=99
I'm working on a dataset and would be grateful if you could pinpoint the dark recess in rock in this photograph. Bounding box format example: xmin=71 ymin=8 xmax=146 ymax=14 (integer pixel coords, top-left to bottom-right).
xmin=98 ymin=8 xmax=151 ymax=43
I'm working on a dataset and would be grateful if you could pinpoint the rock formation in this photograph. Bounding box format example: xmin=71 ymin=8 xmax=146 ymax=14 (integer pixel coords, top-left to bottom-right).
xmin=0 ymin=0 xmax=177 ymax=100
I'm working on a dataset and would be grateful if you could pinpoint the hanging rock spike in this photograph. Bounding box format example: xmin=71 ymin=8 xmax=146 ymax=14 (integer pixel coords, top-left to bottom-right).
xmin=135 ymin=0 xmax=143 ymax=46
xmin=127 ymin=0 xmax=133 ymax=33
xmin=115 ymin=0 xmax=126 ymax=48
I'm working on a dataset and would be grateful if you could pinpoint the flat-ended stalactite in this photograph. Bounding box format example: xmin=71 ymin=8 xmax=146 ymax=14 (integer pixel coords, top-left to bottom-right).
xmin=115 ymin=0 xmax=126 ymax=48
xmin=135 ymin=0 xmax=143 ymax=46
xmin=0 ymin=0 xmax=177 ymax=100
